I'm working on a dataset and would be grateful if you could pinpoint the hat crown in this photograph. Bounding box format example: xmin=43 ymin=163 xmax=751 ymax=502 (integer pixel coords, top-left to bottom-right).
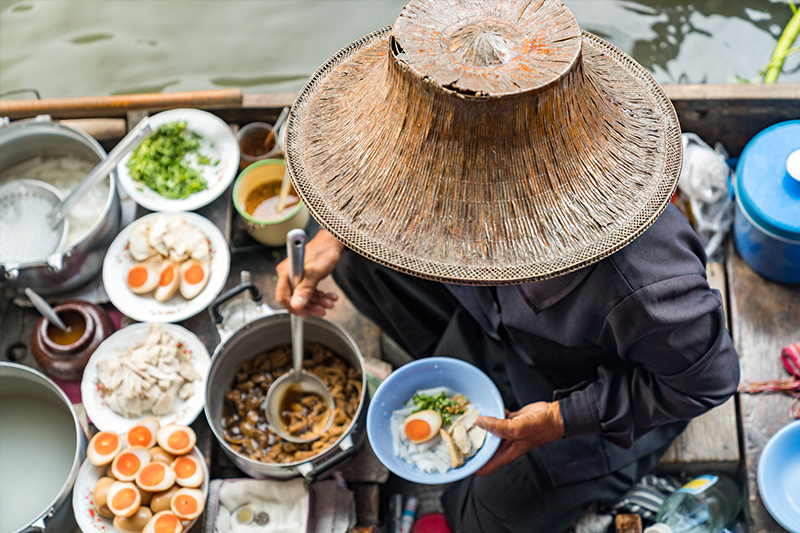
xmin=393 ymin=0 xmax=581 ymax=96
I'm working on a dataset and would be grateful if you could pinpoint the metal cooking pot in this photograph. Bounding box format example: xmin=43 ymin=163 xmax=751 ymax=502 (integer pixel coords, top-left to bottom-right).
xmin=0 ymin=115 xmax=120 ymax=295
xmin=204 ymin=282 xmax=368 ymax=481
xmin=0 ymin=362 xmax=87 ymax=533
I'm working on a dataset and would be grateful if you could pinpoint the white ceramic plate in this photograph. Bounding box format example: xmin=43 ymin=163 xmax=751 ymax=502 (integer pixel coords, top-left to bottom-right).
xmin=81 ymin=323 xmax=210 ymax=433
xmin=117 ymin=108 xmax=239 ymax=212
xmin=102 ymin=211 xmax=230 ymax=323
xmin=72 ymin=446 xmax=209 ymax=533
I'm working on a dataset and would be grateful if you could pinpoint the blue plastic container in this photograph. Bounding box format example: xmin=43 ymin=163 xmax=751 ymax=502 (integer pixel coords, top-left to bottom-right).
xmin=733 ymin=120 xmax=800 ymax=284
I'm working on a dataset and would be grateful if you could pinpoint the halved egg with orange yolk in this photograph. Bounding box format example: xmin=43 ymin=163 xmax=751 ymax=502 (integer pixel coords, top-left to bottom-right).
xmin=155 ymin=262 xmax=180 ymax=302
xmin=111 ymin=447 xmax=151 ymax=481
xmin=403 ymin=410 xmax=442 ymax=444
xmin=127 ymin=260 xmax=160 ymax=295
xmin=170 ymin=488 xmax=205 ymax=520
xmin=88 ymin=431 xmax=123 ymax=466
xmin=135 ymin=461 xmax=176 ymax=492
xmin=156 ymin=425 xmax=196 ymax=455
xmin=143 ymin=511 xmax=183 ymax=533
xmin=171 ymin=455 xmax=203 ymax=488
xmin=179 ymin=260 xmax=208 ymax=300
xmin=125 ymin=417 xmax=159 ymax=449
xmin=106 ymin=481 xmax=142 ymax=517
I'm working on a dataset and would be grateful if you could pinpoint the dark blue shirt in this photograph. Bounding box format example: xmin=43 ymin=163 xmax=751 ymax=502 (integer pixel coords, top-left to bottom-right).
xmin=446 ymin=205 xmax=740 ymax=485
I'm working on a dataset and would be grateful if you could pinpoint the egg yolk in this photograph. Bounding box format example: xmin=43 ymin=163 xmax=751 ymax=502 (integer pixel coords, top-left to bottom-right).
xmin=155 ymin=514 xmax=180 ymax=533
xmin=139 ymin=463 xmax=165 ymax=487
xmin=159 ymin=265 xmax=175 ymax=286
xmin=183 ymin=264 xmax=204 ymax=285
xmin=128 ymin=427 xmax=152 ymax=447
xmin=112 ymin=488 xmax=137 ymax=510
xmin=167 ymin=430 xmax=190 ymax=451
xmin=405 ymin=419 xmax=432 ymax=441
xmin=173 ymin=457 xmax=196 ymax=479
xmin=128 ymin=266 xmax=149 ymax=288
xmin=94 ymin=432 xmax=120 ymax=455
xmin=117 ymin=453 xmax=141 ymax=476
xmin=173 ymin=495 xmax=198 ymax=516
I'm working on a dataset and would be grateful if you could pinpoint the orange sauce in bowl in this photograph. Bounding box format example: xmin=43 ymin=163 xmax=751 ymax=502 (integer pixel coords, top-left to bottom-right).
xmin=46 ymin=311 xmax=86 ymax=345
xmin=244 ymin=182 xmax=299 ymax=222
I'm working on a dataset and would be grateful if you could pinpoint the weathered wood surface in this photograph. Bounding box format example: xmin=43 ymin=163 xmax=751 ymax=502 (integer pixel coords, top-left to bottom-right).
xmin=663 ymin=84 xmax=800 ymax=155
xmin=659 ymin=261 xmax=740 ymax=470
xmin=727 ymin=242 xmax=800 ymax=533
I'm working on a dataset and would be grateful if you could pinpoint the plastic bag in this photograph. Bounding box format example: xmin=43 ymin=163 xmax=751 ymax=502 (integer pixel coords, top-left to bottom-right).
xmin=678 ymin=133 xmax=734 ymax=263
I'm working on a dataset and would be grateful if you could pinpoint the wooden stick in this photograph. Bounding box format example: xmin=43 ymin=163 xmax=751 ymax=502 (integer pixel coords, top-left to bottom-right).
xmin=0 ymin=89 xmax=243 ymax=120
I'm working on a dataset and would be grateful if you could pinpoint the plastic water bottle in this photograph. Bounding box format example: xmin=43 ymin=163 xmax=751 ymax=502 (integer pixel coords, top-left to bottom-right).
xmin=643 ymin=475 xmax=742 ymax=533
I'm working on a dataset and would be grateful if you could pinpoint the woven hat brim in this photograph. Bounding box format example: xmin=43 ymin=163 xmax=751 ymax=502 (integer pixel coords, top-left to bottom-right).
xmin=285 ymin=27 xmax=682 ymax=285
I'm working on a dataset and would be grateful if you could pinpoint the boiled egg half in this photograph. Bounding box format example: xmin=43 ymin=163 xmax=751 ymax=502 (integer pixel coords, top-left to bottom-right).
xmin=404 ymin=410 xmax=442 ymax=443
xmin=170 ymin=487 xmax=205 ymax=520
xmin=111 ymin=447 xmax=151 ymax=481
xmin=106 ymin=481 xmax=142 ymax=517
xmin=155 ymin=262 xmax=180 ymax=302
xmin=127 ymin=260 xmax=160 ymax=294
xmin=143 ymin=511 xmax=183 ymax=533
xmin=179 ymin=260 xmax=208 ymax=300
xmin=156 ymin=424 xmax=196 ymax=455
xmin=125 ymin=417 xmax=159 ymax=449
xmin=171 ymin=455 xmax=203 ymax=488
xmin=88 ymin=431 xmax=122 ymax=466
xmin=135 ymin=461 xmax=176 ymax=492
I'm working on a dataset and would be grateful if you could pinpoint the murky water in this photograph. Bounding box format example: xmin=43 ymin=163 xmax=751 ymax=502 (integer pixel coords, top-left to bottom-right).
xmin=1 ymin=0 xmax=798 ymax=100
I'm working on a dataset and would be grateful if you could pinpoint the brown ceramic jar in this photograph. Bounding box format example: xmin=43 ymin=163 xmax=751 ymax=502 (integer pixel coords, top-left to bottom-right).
xmin=31 ymin=300 xmax=115 ymax=381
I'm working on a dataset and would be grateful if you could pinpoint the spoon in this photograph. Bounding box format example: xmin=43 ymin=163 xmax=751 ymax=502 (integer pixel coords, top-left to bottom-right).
xmin=264 ymin=229 xmax=335 ymax=443
xmin=265 ymin=106 xmax=289 ymax=152
xmin=25 ymin=288 xmax=69 ymax=333
xmin=47 ymin=117 xmax=152 ymax=229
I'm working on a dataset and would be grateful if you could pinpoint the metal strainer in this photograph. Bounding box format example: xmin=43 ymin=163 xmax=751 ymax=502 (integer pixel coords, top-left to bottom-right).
xmin=0 ymin=179 xmax=69 ymax=263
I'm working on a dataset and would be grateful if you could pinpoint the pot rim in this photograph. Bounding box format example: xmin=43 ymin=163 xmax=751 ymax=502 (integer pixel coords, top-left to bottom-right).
xmin=39 ymin=303 xmax=94 ymax=353
xmin=0 ymin=361 xmax=85 ymax=533
xmin=0 ymin=118 xmax=118 ymax=269
xmin=205 ymin=312 xmax=367 ymax=470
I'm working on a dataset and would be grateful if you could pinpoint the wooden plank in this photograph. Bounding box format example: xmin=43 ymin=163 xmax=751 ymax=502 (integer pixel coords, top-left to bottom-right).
xmin=727 ymin=241 xmax=800 ymax=533
xmin=59 ymin=118 xmax=126 ymax=142
xmin=663 ymin=84 xmax=800 ymax=156
xmin=659 ymin=261 xmax=740 ymax=470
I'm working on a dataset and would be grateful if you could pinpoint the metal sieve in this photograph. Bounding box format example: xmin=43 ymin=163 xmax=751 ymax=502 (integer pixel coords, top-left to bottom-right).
xmin=0 ymin=179 xmax=69 ymax=263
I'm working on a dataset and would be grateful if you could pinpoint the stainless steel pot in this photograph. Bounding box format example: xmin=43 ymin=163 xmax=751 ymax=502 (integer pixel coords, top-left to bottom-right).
xmin=0 ymin=115 xmax=120 ymax=295
xmin=204 ymin=282 xmax=368 ymax=481
xmin=0 ymin=362 xmax=87 ymax=533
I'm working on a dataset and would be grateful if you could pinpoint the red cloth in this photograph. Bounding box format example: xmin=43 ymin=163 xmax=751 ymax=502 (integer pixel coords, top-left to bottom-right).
xmin=412 ymin=513 xmax=453 ymax=533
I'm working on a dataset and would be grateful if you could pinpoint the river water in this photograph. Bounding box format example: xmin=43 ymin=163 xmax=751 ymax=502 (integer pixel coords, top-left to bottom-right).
xmin=1 ymin=0 xmax=798 ymax=100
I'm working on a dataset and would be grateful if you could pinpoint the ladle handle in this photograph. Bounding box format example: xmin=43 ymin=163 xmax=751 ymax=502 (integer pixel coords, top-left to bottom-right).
xmin=287 ymin=229 xmax=307 ymax=375
xmin=25 ymin=288 xmax=69 ymax=332
xmin=48 ymin=117 xmax=152 ymax=228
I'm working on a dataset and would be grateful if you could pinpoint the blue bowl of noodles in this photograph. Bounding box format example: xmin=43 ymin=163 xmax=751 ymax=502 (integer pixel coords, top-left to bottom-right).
xmin=366 ymin=357 xmax=505 ymax=484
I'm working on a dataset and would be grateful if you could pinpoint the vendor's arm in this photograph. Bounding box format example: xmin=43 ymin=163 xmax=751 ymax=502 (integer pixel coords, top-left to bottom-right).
xmin=276 ymin=230 xmax=345 ymax=318
xmin=558 ymin=273 xmax=740 ymax=449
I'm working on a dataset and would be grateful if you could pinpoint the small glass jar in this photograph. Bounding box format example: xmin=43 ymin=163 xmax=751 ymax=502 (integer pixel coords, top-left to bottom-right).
xmin=238 ymin=122 xmax=280 ymax=171
xmin=30 ymin=300 xmax=114 ymax=381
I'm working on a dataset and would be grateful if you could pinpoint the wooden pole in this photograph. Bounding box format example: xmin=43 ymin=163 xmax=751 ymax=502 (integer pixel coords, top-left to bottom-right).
xmin=0 ymin=89 xmax=243 ymax=120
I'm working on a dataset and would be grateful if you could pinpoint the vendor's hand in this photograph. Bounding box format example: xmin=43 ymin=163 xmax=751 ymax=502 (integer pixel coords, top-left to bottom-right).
xmin=275 ymin=230 xmax=345 ymax=318
xmin=474 ymin=401 xmax=565 ymax=476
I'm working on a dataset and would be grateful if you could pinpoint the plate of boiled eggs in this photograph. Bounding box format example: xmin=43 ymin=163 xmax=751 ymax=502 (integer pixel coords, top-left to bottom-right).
xmin=102 ymin=211 xmax=230 ymax=323
xmin=73 ymin=421 xmax=208 ymax=533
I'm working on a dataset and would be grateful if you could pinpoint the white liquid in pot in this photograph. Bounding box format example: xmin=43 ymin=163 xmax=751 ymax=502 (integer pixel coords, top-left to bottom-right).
xmin=0 ymin=156 xmax=110 ymax=250
xmin=0 ymin=394 xmax=77 ymax=532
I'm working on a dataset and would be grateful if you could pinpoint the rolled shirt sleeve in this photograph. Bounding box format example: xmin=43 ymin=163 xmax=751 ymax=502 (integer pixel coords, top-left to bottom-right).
xmin=558 ymin=273 xmax=740 ymax=449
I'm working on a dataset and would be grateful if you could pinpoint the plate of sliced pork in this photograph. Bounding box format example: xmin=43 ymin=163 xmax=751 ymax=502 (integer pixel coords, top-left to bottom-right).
xmin=103 ymin=211 xmax=230 ymax=323
xmin=82 ymin=323 xmax=210 ymax=432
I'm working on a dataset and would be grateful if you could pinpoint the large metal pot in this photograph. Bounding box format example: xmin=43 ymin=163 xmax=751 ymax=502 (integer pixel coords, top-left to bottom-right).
xmin=0 ymin=362 xmax=87 ymax=533
xmin=204 ymin=282 xmax=368 ymax=481
xmin=0 ymin=115 xmax=120 ymax=295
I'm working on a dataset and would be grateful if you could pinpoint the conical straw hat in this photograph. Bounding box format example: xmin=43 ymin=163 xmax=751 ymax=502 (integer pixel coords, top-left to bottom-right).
xmin=285 ymin=0 xmax=682 ymax=285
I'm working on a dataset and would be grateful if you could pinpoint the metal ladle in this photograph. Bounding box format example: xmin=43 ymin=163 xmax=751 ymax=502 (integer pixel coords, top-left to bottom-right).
xmin=264 ymin=229 xmax=335 ymax=443
xmin=25 ymin=287 xmax=70 ymax=333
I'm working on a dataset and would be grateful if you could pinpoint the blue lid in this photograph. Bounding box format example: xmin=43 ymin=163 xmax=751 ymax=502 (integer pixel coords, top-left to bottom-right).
xmin=735 ymin=120 xmax=800 ymax=241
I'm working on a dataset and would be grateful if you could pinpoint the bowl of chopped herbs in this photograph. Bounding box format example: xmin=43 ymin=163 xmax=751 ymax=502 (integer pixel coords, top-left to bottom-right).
xmin=117 ymin=109 xmax=239 ymax=212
